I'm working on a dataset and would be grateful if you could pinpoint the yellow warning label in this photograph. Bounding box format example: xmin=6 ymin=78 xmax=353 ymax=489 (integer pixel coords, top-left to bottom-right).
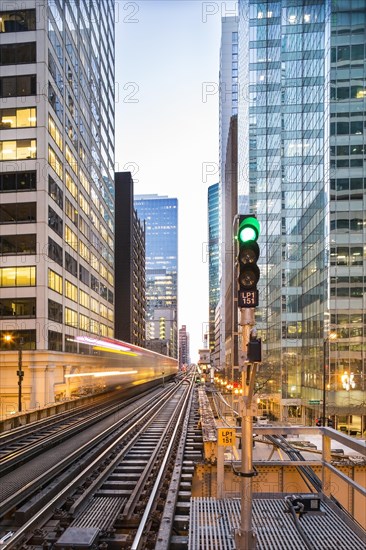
xmin=218 ymin=428 xmax=235 ymax=446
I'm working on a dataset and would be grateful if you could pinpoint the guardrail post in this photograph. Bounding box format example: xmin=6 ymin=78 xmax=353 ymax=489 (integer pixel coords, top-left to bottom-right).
xmin=322 ymin=429 xmax=331 ymax=497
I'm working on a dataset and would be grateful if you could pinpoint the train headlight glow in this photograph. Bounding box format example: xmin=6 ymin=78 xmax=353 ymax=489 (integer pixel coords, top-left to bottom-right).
xmin=65 ymin=371 xmax=138 ymax=378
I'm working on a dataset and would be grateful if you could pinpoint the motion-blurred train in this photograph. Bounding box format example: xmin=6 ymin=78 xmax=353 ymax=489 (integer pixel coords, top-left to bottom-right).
xmin=62 ymin=336 xmax=178 ymax=394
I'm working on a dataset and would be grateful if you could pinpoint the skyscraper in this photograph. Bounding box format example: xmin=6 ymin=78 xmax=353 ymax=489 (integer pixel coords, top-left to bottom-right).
xmin=134 ymin=194 xmax=178 ymax=358
xmin=208 ymin=183 xmax=220 ymax=361
xmin=219 ymin=16 xmax=239 ymax=374
xmin=237 ymin=0 xmax=365 ymax=428
xmin=178 ymin=324 xmax=190 ymax=368
xmin=114 ymin=172 xmax=145 ymax=347
xmin=0 ymin=0 xmax=115 ymax=348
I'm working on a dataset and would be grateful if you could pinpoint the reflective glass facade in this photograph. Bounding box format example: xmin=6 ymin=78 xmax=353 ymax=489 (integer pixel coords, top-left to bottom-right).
xmin=238 ymin=0 xmax=365 ymax=423
xmin=208 ymin=183 xmax=220 ymax=354
xmin=134 ymin=195 xmax=178 ymax=358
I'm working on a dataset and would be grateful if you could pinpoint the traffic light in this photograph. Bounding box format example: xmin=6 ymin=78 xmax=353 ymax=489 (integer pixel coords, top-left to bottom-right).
xmin=247 ymin=337 xmax=262 ymax=362
xmin=237 ymin=215 xmax=260 ymax=307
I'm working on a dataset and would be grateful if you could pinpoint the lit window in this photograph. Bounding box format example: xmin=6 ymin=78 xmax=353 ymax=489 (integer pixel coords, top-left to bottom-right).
xmin=0 ymin=107 xmax=36 ymax=129
xmin=65 ymin=307 xmax=78 ymax=327
xmin=79 ymin=313 xmax=89 ymax=331
xmin=79 ymin=168 xmax=90 ymax=193
xmin=79 ymin=192 xmax=89 ymax=215
xmin=90 ymin=297 xmax=98 ymax=313
xmin=1 ymin=266 xmax=36 ymax=287
xmin=66 ymin=144 xmax=78 ymax=175
xmin=304 ymin=14 xmax=311 ymax=23
xmin=65 ymin=279 xmax=77 ymax=301
xmin=80 ymin=289 xmax=89 ymax=308
xmin=79 ymin=240 xmax=90 ymax=261
xmin=48 ymin=114 xmax=63 ymax=151
xmin=48 ymin=268 xmax=62 ymax=294
xmin=0 ymin=139 xmax=36 ymax=161
xmin=65 ymin=225 xmax=78 ymax=251
xmin=48 ymin=145 xmax=62 ymax=178
xmin=66 ymin=172 xmax=77 ymax=199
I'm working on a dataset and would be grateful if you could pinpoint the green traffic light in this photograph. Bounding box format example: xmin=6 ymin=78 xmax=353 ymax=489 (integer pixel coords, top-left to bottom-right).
xmin=238 ymin=216 xmax=260 ymax=243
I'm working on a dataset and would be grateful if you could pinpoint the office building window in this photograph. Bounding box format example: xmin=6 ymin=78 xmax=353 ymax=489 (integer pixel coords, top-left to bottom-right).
xmin=48 ymin=299 xmax=62 ymax=322
xmin=48 ymin=206 xmax=63 ymax=237
xmin=79 ymin=313 xmax=90 ymax=331
xmin=0 ymin=139 xmax=36 ymax=161
xmin=0 ymin=171 xmax=36 ymax=192
xmin=91 ymin=274 xmax=99 ymax=293
xmin=0 ymin=234 xmax=36 ymax=255
xmin=48 ymin=175 xmax=63 ymax=208
xmin=79 ymin=264 xmax=90 ymax=286
xmin=65 ymin=172 xmax=77 ymax=199
xmin=90 ymin=297 xmax=98 ymax=313
xmin=65 ymin=252 xmax=77 ymax=276
xmin=0 ymin=42 xmax=36 ymax=65
xmin=48 ymin=114 xmax=63 ymax=151
xmin=65 ymin=280 xmax=77 ymax=302
xmin=48 ymin=330 xmax=62 ymax=351
xmin=0 ymin=329 xmax=36 ymax=350
xmin=65 ymin=225 xmax=78 ymax=251
xmin=0 ymin=10 xmax=36 ymax=32
xmin=48 ymin=145 xmax=63 ymax=178
xmin=65 ymin=307 xmax=78 ymax=327
xmin=80 ymin=289 xmax=90 ymax=308
xmin=0 ymin=107 xmax=36 ymax=129
xmin=65 ymin=197 xmax=78 ymax=225
xmin=0 ymin=266 xmax=36 ymax=287
xmin=48 ymin=269 xmax=63 ymax=294
xmin=65 ymin=335 xmax=77 ymax=353
xmin=48 ymin=237 xmax=63 ymax=266
xmin=0 ymin=74 xmax=36 ymax=97
xmin=0 ymin=202 xmax=36 ymax=223
xmin=0 ymin=297 xmax=36 ymax=318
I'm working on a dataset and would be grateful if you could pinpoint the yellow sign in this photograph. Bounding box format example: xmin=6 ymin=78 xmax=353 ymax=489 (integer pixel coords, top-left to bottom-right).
xmin=218 ymin=428 xmax=235 ymax=446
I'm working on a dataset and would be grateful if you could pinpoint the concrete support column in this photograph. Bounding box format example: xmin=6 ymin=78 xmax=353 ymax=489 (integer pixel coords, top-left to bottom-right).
xmin=29 ymin=365 xmax=47 ymax=409
xmin=45 ymin=364 xmax=56 ymax=404
xmin=64 ymin=365 xmax=73 ymax=398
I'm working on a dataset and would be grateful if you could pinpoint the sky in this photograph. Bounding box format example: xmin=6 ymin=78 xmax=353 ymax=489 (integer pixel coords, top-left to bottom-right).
xmin=115 ymin=1 xmax=237 ymax=358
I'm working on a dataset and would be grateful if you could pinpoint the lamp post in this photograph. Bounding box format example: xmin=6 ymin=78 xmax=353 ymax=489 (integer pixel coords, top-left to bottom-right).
xmin=322 ymin=332 xmax=337 ymax=426
xmin=3 ymin=334 xmax=24 ymax=413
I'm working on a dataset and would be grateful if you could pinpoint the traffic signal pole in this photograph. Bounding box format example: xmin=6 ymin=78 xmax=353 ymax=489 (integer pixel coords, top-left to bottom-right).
xmin=235 ymin=308 xmax=257 ymax=550
xmin=234 ymin=215 xmax=260 ymax=550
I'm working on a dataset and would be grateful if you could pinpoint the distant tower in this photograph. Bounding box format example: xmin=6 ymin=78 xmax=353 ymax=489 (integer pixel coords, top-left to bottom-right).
xmin=134 ymin=194 xmax=178 ymax=358
xmin=114 ymin=172 xmax=146 ymax=347
xmin=179 ymin=325 xmax=190 ymax=368
xmin=208 ymin=183 xmax=220 ymax=361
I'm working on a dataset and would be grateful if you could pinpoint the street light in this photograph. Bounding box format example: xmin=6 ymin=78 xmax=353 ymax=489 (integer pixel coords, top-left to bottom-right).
xmin=3 ymin=334 xmax=24 ymax=413
xmin=322 ymin=332 xmax=337 ymax=426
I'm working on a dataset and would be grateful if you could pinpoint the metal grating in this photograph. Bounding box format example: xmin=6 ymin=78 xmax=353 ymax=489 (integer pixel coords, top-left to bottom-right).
xmin=71 ymin=496 xmax=126 ymax=530
xmin=188 ymin=497 xmax=366 ymax=549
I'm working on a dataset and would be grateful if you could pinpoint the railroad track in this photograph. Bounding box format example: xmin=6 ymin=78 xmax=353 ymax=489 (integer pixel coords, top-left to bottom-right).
xmin=0 ymin=374 xmax=202 ymax=549
xmin=0 ymin=386 xmax=164 ymax=477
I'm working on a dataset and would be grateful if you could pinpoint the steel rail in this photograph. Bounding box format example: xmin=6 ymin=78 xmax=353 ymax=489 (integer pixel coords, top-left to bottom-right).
xmin=0 ymin=387 xmax=164 ymax=475
xmin=0 ymin=386 xmax=172 ymax=518
xmin=1 ymin=381 xmax=185 ymax=548
xmin=130 ymin=376 xmax=194 ymax=549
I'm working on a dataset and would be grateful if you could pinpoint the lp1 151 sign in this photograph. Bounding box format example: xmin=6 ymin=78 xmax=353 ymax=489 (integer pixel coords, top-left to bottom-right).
xmin=238 ymin=289 xmax=258 ymax=308
xmin=218 ymin=428 xmax=235 ymax=446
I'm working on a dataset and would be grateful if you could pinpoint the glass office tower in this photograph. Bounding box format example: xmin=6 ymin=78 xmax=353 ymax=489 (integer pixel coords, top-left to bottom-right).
xmin=134 ymin=194 xmax=178 ymax=358
xmin=208 ymin=183 xmax=220 ymax=357
xmin=0 ymin=0 xmax=115 ymax=353
xmin=238 ymin=0 xmax=365 ymax=428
